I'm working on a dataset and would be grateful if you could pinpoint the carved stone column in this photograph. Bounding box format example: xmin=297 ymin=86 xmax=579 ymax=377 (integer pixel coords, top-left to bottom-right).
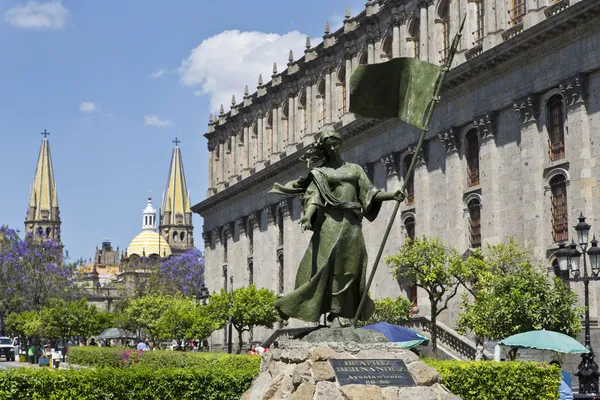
xmin=381 ymin=153 xmax=400 ymax=178
xmin=439 ymin=128 xmax=461 ymax=245
xmin=475 ymin=113 xmax=499 ymax=244
xmin=392 ymin=13 xmax=405 ymax=58
xmin=418 ymin=1 xmax=429 ymax=62
xmin=287 ymin=95 xmax=296 ymax=151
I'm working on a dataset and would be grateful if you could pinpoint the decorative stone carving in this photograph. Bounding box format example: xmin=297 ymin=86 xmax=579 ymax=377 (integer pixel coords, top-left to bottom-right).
xmin=278 ymin=199 xmax=291 ymax=217
xmin=418 ymin=0 xmax=435 ymax=8
xmin=408 ymin=145 xmax=427 ymax=167
xmin=248 ymin=212 xmax=259 ymax=230
xmin=362 ymin=163 xmax=374 ymax=182
xmin=560 ymin=74 xmax=586 ymax=106
xmin=344 ymin=45 xmax=358 ymax=60
xmin=235 ymin=218 xmax=246 ymax=235
xmin=212 ymin=228 xmax=221 ymax=244
xmin=223 ymin=223 xmax=233 ymax=240
xmin=264 ymin=206 xmax=275 ymax=224
xmin=380 ymin=153 xmax=400 ymax=176
xmin=392 ymin=12 xmax=407 ymax=26
xmin=473 ymin=113 xmax=497 ymax=141
xmin=322 ymin=61 xmax=336 ymax=74
xmin=366 ymin=28 xmax=381 ymax=45
xmin=513 ymin=95 xmax=539 ymax=124
xmin=201 ymin=231 xmax=210 ymax=248
xmin=438 ymin=128 xmax=459 ymax=154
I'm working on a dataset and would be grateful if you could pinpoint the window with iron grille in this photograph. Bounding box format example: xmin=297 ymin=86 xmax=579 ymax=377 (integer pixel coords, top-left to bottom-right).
xmin=473 ymin=1 xmax=485 ymax=46
xmin=223 ymin=235 xmax=228 ymax=263
xmin=278 ymin=253 xmax=284 ymax=294
xmin=548 ymin=95 xmax=565 ymax=161
xmin=248 ymin=226 xmax=253 ymax=255
xmin=468 ymin=199 xmax=482 ymax=248
xmin=551 ymin=175 xmax=568 ymax=242
xmin=277 ymin=209 xmax=284 ymax=247
xmin=223 ymin=265 xmax=228 ymax=292
xmin=404 ymin=156 xmax=415 ymax=206
xmin=466 ymin=129 xmax=480 ymax=187
xmin=337 ymin=67 xmax=346 ymax=118
xmin=509 ymin=0 xmax=526 ymax=26
xmin=440 ymin=19 xmax=450 ymax=64
xmin=405 ymin=217 xmax=415 ymax=240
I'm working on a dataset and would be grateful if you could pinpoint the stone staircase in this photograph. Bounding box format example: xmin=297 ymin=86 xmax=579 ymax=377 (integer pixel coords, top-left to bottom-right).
xmin=405 ymin=315 xmax=493 ymax=361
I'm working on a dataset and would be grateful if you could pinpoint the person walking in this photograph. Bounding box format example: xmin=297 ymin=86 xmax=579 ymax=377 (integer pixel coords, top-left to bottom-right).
xmin=11 ymin=337 xmax=20 ymax=362
xmin=27 ymin=345 xmax=35 ymax=364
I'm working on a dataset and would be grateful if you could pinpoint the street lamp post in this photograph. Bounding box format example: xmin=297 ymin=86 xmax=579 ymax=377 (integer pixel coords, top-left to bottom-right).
xmin=556 ymin=213 xmax=600 ymax=395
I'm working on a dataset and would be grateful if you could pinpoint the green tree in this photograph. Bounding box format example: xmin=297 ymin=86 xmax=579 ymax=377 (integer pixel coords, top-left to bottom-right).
xmin=348 ymin=296 xmax=413 ymax=327
xmin=208 ymin=285 xmax=279 ymax=354
xmin=119 ymin=295 xmax=172 ymax=347
xmin=458 ymin=263 xmax=583 ymax=359
xmin=386 ymin=237 xmax=463 ymax=355
xmin=5 ymin=311 xmax=43 ymax=342
xmin=155 ymin=297 xmax=219 ymax=349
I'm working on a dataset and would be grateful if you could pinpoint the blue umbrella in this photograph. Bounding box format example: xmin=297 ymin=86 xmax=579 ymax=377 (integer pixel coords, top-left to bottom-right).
xmin=363 ymin=322 xmax=430 ymax=349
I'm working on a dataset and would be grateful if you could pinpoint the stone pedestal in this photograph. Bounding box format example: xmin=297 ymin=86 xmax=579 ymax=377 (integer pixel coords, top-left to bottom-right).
xmin=241 ymin=339 xmax=461 ymax=400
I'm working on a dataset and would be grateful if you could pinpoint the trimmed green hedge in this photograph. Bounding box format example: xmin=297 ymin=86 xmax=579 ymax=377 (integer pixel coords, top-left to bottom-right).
xmin=0 ymin=366 xmax=256 ymax=400
xmin=68 ymin=347 xmax=261 ymax=371
xmin=425 ymin=360 xmax=562 ymax=400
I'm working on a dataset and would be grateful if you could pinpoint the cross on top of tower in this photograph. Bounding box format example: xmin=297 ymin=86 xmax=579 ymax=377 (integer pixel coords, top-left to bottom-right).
xmin=41 ymin=129 xmax=50 ymax=138
xmin=173 ymin=137 xmax=181 ymax=146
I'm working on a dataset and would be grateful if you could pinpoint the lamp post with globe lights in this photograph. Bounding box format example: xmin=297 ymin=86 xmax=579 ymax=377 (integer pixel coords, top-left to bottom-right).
xmin=556 ymin=213 xmax=600 ymax=395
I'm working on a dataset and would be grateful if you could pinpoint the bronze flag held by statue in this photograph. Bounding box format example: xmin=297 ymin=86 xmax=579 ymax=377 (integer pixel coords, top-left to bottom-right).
xmin=350 ymin=16 xmax=467 ymax=328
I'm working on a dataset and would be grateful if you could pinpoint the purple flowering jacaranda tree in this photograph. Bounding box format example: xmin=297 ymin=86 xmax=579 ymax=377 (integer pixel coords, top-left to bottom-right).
xmin=0 ymin=226 xmax=74 ymax=335
xmin=149 ymin=249 xmax=206 ymax=298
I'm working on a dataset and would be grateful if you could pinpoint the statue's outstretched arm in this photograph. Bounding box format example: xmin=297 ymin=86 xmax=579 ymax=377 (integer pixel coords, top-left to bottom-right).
xmin=374 ymin=189 xmax=405 ymax=202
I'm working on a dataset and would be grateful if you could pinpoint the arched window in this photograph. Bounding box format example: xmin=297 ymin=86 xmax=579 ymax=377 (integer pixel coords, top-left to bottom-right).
xmin=266 ymin=111 xmax=274 ymax=154
xmin=509 ymin=0 xmax=526 ymax=26
xmin=248 ymin=224 xmax=254 ymax=255
xmin=298 ymin=89 xmax=307 ymax=138
xmin=551 ymin=175 xmax=568 ymax=242
xmin=466 ymin=129 xmax=480 ymax=187
xmin=468 ymin=198 xmax=481 ymax=248
xmin=337 ymin=67 xmax=346 ymax=118
xmin=408 ymin=17 xmax=420 ymax=59
xmin=36 ymin=226 xmax=43 ymax=236
xmin=180 ymin=232 xmax=185 ymax=241
xmin=248 ymin=259 xmax=254 ymax=285
xmin=317 ymin=78 xmax=326 ymax=129
xmin=173 ymin=232 xmax=178 ymax=242
xmin=438 ymin=0 xmax=450 ymax=64
xmin=223 ymin=232 xmax=228 ymax=263
xmin=359 ymin=51 xmax=368 ymax=65
xmin=251 ymin=122 xmax=258 ymax=163
xmin=405 ymin=217 xmax=415 ymax=240
xmin=404 ymin=156 xmax=415 ymax=206
xmin=278 ymin=253 xmax=284 ymax=295
xmin=381 ymin=35 xmax=393 ymax=62
xmin=548 ymin=95 xmax=565 ymax=161
xmin=277 ymin=208 xmax=284 ymax=247
xmin=46 ymin=227 xmax=51 ymax=237
xmin=474 ymin=0 xmax=485 ymax=46
xmin=281 ymin=101 xmax=289 ymax=147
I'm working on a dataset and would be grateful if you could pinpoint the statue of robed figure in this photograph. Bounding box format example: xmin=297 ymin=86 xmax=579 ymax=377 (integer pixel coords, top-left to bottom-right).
xmin=271 ymin=131 xmax=404 ymax=326
xmin=271 ymin=16 xmax=465 ymax=328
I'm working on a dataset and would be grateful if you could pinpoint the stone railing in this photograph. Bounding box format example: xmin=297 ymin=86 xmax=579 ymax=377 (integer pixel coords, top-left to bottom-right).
xmin=502 ymin=22 xmax=524 ymax=41
xmin=545 ymin=0 xmax=570 ymax=18
xmin=406 ymin=315 xmax=493 ymax=361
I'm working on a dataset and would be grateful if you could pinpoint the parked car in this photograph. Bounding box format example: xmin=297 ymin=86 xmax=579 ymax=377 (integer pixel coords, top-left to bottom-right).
xmin=0 ymin=337 xmax=15 ymax=362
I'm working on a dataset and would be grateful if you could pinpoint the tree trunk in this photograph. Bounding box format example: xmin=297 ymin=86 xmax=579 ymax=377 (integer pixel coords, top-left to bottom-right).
xmin=430 ymin=302 xmax=438 ymax=358
xmin=237 ymin=329 xmax=243 ymax=354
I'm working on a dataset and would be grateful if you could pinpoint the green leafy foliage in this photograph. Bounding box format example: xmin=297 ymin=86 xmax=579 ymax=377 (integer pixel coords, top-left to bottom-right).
xmin=425 ymin=360 xmax=561 ymax=400
xmin=155 ymin=297 xmax=221 ymax=346
xmin=343 ymin=296 xmax=412 ymax=327
xmin=68 ymin=347 xmax=261 ymax=371
xmin=118 ymin=295 xmax=172 ymax=347
xmin=386 ymin=237 xmax=463 ymax=355
xmin=208 ymin=285 xmax=279 ymax=353
xmin=0 ymin=364 xmax=258 ymax=400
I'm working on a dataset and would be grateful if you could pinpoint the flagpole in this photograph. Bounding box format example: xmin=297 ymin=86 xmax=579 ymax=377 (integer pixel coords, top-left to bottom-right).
xmin=352 ymin=15 xmax=466 ymax=328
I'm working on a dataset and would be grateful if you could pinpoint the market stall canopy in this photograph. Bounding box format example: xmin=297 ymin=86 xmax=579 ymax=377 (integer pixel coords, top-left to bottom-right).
xmin=363 ymin=322 xmax=429 ymax=349
xmin=498 ymin=330 xmax=589 ymax=354
xmin=97 ymin=328 xmax=138 ymax=340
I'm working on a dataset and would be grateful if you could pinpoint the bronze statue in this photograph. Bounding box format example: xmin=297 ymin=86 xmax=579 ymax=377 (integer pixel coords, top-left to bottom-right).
xmin=271 ymin=130 xmax=404 ymax=327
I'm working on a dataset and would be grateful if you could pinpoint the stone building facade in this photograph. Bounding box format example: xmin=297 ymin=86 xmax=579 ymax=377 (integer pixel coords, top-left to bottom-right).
xmin=193 ymin=0 xmax=600 ymax=351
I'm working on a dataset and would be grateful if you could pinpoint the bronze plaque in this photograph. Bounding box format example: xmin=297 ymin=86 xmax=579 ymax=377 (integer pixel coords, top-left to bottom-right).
xmin=329 ymin=359 xmax=416 ymax=387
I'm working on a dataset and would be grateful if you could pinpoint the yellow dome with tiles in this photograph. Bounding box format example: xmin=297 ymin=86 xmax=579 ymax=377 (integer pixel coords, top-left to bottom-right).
xmin=127 ymin=197 xmax=171 ymax=257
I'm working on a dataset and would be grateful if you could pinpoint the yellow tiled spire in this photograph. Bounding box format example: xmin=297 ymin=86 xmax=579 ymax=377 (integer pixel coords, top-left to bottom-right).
xmin=28 ymin=130 xmax=59 ymax=220
xmin=161 ymin=139 xmax=191 ymax=225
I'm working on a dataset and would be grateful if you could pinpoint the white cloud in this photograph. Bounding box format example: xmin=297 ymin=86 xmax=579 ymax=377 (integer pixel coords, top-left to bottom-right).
xmin=149 ymin=69 xmax=166 ymax=79
xmin=79 ymin=102 xmax=97 ymax=113
xmin=144 ymin=115 xmax=172 ymax=127
xmin=178 ymin=30 xmax=320 ymax=113
xmin=4 ymin=0 xmax=68 ymax=30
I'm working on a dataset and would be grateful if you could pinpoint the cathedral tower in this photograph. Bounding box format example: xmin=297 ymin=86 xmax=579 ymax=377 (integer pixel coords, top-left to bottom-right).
xmin=159 ymin=138 xmax=194 ymax=254
xmin=25 ymin=129 xmax=62 ymax=244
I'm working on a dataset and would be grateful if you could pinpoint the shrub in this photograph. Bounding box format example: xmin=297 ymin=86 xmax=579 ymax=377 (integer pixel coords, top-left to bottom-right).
xmin=425 ymin=360 xmax=561 ymax=400
xmin=68 ymin=347 xmax=260 ymax=372
xmin=0 ymin=366 xmax=257 ymax=400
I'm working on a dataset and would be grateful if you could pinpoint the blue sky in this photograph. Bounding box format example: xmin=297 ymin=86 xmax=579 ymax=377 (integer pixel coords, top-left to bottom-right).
xmin=0 ymin=0 xmax=363 ymax=263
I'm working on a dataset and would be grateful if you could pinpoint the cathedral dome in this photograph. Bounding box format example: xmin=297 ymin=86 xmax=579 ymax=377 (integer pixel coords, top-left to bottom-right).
xmin=127 ymin=230 xmax=171 ymax=257
xmin=126 ymin=197 xmax=171 ymax=257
